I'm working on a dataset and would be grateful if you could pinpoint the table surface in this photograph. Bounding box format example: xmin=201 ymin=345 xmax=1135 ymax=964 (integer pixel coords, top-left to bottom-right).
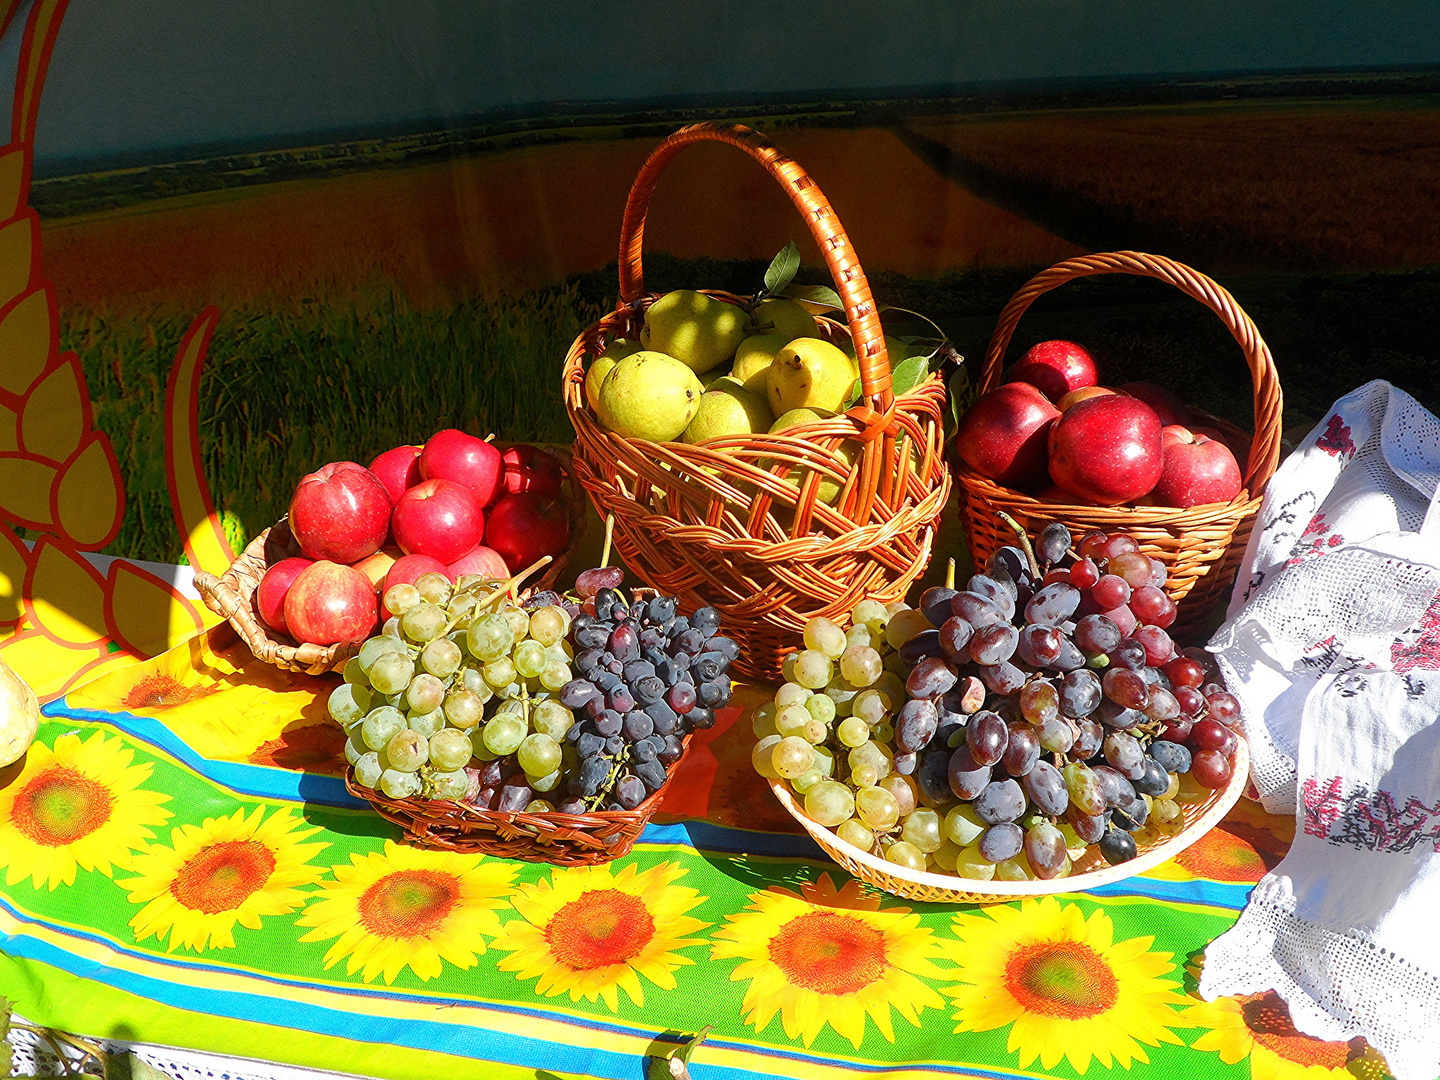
xmin=1 ymin=627 xmax=1385 ymax=1080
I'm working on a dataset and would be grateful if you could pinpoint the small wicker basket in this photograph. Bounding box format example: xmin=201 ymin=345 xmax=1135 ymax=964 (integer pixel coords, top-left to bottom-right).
xmin=195 ymin=446 xmax=588 ymax=676
xmin=345 ymin=733 xmax=693 ymax=865
xmin=564 ymin=123 xmax=951 ymax=684
xmin=955 ymin=252 xmax=1283 ymax=639
xmin=770 ymin=737 xmax=1248 ymax=904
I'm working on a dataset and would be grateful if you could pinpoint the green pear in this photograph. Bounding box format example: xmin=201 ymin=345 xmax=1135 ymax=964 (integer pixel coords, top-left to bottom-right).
xmin=732 ymin=333 xmax=789 ymax=396
xmin=767 ymin=337 xmax=856 ymax=416
xmin=596 ymin=351 xmax=703 ymax=442
xmin=752 ymin=297 xmax=819 ymax=342
xmin=585 ymin=338 xmax=641 ymax=410
xmin=683 ymin=383 xmax=773 ymax=443
xmin=767 ymin=408 xmax=857 ymax=506
xmin=0 ymin=657 xmax=39 ymax=768
xmin=641 ymin=290 xmax=748 ymax=374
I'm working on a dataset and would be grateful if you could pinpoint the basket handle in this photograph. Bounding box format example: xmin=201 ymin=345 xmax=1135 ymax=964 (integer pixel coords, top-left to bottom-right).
xmin=617 ymin=123 xmax=893 ymax=412
xmin=982 ymin=251 xmax=1283 ymax=492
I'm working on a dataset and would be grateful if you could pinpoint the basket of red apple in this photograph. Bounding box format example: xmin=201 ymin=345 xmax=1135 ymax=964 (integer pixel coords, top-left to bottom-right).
xmin=195 ymin=431 xmax=586 ymax=675
xmin=952 ymin=251 xmax=1283 ymax=638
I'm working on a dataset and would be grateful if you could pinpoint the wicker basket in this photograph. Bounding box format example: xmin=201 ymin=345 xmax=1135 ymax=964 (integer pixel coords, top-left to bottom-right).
xmin=564 ymin=123 xmax=951 ymax=683
xmin=195 ymin=446 xmax=588 ymax=676
xmin=955 ymin=251 xmax=1283 ymax=639
xmin=770 ymin=736 xmax=1248 ymax=904
xmin=345 ymin=733 xmax=694 ymax=864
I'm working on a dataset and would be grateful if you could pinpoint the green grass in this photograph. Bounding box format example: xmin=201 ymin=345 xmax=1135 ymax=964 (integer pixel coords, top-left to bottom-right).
xmin=56 ymin=260 xmax=1440 ymax=565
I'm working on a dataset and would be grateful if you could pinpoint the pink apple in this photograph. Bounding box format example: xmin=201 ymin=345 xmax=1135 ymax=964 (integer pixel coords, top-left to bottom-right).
xmin=255 ymin=557 xmax=313 ymax=635
xmin=1057 ymin=385 xmax=1116 ymax=411
xmin=1048 ymin=395 xmax=1163 ymax=506
xmin=369 ymin=445 xmax=423 ymax=505
xmin=391 ymin=479 xmax=484 ymax=564
xmin=501 ymin=444 xmax=564 ymax=501
xmin=288 ymin=461 xmax=391 ymax=564
xmin=1006 ymin=340 xmax=1098 ymax=403
xmin=1153 ymin=424 xmax=1244 ymax=507
xmin=448 ymin=545 xmax=511 ymax=580
xmin=484 ymin=492 xmax=570 ymax=574
xmin=1118 ymin=381 xmax=1191 ymax=427
xmin=953 ymin=382 xmax=1060 ymax=491
xmin=283 ymin=561 xmax=377 ymax=645
xmin=419 ymin=429 xmax=504 ymax=507
xmin=353 ymin=547 xmax=400 ymax=589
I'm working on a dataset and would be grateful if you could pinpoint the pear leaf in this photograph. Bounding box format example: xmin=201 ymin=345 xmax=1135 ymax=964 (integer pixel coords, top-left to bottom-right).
xmin=780 ymin=283 xmax=843 ymax=311
xmin=843 ymin=376 xmax=863 ymax=409
xmin=890 ymin=353 xmax=929 ymax=398
xmin=763 ymin=242 xmax=801 ymax=295
xmin=948 ymin=366 xmax=974 ymax=431
xmin=878 ymin=303 xmax=947 ymax=344
xmin=677 ymin=1025 xmax=713 ymax=1066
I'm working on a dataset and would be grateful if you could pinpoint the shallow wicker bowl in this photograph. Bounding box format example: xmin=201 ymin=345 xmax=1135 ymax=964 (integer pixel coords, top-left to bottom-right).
xmin=346 ymin=733 xmax=693 ymax=865
xmin=770 ymin=738 xmax=1248 ymax=904
xmin=194 ymin=446 xmax=588 ymax=676
xmin=957 ymin=251 xmax=1283 ymax=640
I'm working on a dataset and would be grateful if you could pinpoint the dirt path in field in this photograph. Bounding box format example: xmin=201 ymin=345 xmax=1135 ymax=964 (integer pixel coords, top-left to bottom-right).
xmin=38 ymin=128 xmax=1082 ymax=314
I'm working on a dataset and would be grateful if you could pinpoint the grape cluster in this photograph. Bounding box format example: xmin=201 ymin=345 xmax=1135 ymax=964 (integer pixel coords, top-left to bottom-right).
xmin=554 ymin=566 xmax=737 ymax=812
xmin=752 ymin=522 xmax=1244 ymax=883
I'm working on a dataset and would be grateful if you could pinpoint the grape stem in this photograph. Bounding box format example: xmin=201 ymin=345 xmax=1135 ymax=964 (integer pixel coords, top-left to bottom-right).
xmin=945 ymin=557 xmax=955 ymax=590
xmin=599 ymin=513 xmax=615 ymax=570
xmin=998 ymin=512 xmax=1041 ymax=578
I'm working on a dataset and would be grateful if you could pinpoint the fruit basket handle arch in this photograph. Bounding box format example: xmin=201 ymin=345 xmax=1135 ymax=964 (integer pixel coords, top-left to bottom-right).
xmin=982 ymin=250 xmax=1283 ymax=492
xmin=616 ymin=122 xmax=894 ymax=412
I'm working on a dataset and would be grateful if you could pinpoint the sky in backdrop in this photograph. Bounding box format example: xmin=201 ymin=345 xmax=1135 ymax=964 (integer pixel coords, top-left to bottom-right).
xmin=9 ymin=0 xmax=1439 ymax=171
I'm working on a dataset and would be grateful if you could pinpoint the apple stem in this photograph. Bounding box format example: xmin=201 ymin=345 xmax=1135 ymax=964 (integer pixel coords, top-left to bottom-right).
xmin=998 ymin=512 xmax=1041 ymax=579
xmin=600 ymin=514 xmax=615 ymax=570
xmin=945 ymin=558 xmax=956 ymax=590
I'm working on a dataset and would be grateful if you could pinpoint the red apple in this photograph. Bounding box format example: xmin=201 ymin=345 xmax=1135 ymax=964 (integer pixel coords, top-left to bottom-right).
xmin=1153 ymin=424 xmax=1244 ymax=507
xmin=954 ymin=383 xmax=1060 ymax=490
xmin=448 ymin=545 xmax=511 ymax=580
xmin=1006 ymin=340 xmax=1098 ymax=402
xmin=369 ymin=445 xmax=423 ymax=505
xmin=353 ymin=547 xmax=400 ymax=589
xmin=1057 ymin=385 xmax=1116 ymax=411
xmin=391 ymin=479 xmax=484 ymax=564
xmin=1048 ymin=395 xmax=1163 ymax=506
xmin=484 ymin=492 xmax=570 ymax=574
xmin=501 ymin=445 xmax=564 ymax=501
xmin=255 ymin=557 xmax=313 ymax=634
xmin=288 ymin=461 xmax=391 ymax=564
xmin=419 ymin=429 xmax=504 ymax=507
xmin=1118 ymin=381 xmax=1191 ymax=427
xmin=283 ymin=560 xmax=378 ymax=645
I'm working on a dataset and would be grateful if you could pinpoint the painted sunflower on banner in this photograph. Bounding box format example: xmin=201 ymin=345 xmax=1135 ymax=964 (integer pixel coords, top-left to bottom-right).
xmin=296 ymin=840 xmax=516 ymax=984
xmin=490 ymin=861 xmax=708 ymax=1013
xmin=120 ymin=805 xmax=328 ymax=953
xmin=0 ymin=729 xmax=171 ymax=889
xmin=942 ymin=896 xmax=1189 ymax=1073
xmin=711 ymin=873 xmax=947 ymax=1050
xmin=1186 ymin=992 xmax=1388 ymax=1080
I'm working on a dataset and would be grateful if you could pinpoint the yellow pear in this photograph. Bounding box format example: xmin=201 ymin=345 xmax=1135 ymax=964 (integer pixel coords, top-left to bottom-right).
xmin=585 ymin=338 xmax=640 ymax=410
xmin=0 ymin=658 xmax=39 ymax=768
xmin=732 ymin=333 xmax=790 ymax=396
xmin=752 ymin=297 xmax=819 ymax=342
xmin=767 ymin=408 xmax=857 ymax=506
xmin=596 ymin=351 xmax=703 ymax=442
xmin=767 ymin=337 xmax=856 ymax=416
xmin=683 ymin=383 xmax=773 ymax=443
xmin=640 ymin=290 xmax=748 ymax=374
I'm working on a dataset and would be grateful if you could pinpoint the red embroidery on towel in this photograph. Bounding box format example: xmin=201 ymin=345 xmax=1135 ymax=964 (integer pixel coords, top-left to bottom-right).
xmin=1303 ymin=775 xmax=1440 ymax=853
xmin=1391 ymin=593 xmax=1440 ymax=675
xmin=1315 ymin=414 xmax=1355 ymax=458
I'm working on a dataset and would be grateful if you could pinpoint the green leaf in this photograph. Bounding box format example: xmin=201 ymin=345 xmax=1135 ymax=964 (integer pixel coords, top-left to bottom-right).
xmin=948 ymin=365 xmax=974 ymax=431
xmin=889 ymin=352 xmax=928 ymax=398
xmin=842 ymin=375 xmax=863 ymax=409
xmin=677 ymin=1025 xmax=713 ymax=1065
xmin=878 ymin=303 xmax=947 ymax=343
xmin=763 ymin=242 xmax=801 ymax=295
xmin=780 ymin=283 xmax=843 ymax=310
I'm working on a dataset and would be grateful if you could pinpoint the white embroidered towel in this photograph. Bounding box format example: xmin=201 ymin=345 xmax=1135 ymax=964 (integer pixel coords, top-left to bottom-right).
xmin=1201 ymin=381 xmax=1440 ymax=1079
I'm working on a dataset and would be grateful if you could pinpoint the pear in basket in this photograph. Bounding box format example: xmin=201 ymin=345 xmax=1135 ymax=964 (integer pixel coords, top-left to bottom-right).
xmin=752 ymin=297 xmax=819 ymax=341
xmin=768 ymin=407 xmax=858 ymax=506
xmin=585 ymin=338 xmax=641 ymax=410
xmin=767 ymin=337 xmax=855 ymax=416
xmin=0 ymin=658 xmax=39 ymax=769
xmin=641 ymin=290 xmax=748 ymax=374
xmin=684 ymin=381 xmax=773 ymax=443
xmin=596 ymin=351 xmax=703 ymax=442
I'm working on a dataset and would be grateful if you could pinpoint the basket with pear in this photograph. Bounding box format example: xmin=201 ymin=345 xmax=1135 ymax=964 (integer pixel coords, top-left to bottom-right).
xmin=564 ymin=123 xmax=958 ymax=682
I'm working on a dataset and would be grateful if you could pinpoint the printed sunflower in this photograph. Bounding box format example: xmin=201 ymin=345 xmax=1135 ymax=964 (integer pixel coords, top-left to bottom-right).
xmin=942 ymin=896 xmax=1189 ymax=1073
xmin=711 ymin=873 xmax=947 ymax=1050
xmin=296 ymin=840 xmax=516 ymax=984
xmin=120 ymin=804 xmax=328 ymax=952
xmin=490 ymin=861 xmax=708 ymax=1012
xmin=0 ymin=730 xmax=171 ymax=889
xmin=1187 ymin=992 xmax=1391 ymax=1080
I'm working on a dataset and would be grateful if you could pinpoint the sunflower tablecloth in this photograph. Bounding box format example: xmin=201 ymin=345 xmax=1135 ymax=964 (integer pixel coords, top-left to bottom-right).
xmin=0 ymin=628 xmax=1401 ymax=1080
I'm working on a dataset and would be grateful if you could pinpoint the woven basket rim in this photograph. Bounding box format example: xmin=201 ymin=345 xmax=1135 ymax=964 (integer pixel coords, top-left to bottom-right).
xmin=769 ymin=737 xmax=1249 ymax=902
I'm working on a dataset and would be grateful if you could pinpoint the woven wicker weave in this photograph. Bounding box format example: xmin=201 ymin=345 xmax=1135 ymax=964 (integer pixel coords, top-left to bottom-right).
xmin=955 ymin=251 xmax=1283 ymax=639
xmin=564 ymin=123 xmax=951 ymax=683
xmin=195 ymin=447 xmax=588 ymax=676
xmin=771 ymin=737 xmax=1248 ymax=904
xmin=346 ymin=733 xmax=693 ymax=864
